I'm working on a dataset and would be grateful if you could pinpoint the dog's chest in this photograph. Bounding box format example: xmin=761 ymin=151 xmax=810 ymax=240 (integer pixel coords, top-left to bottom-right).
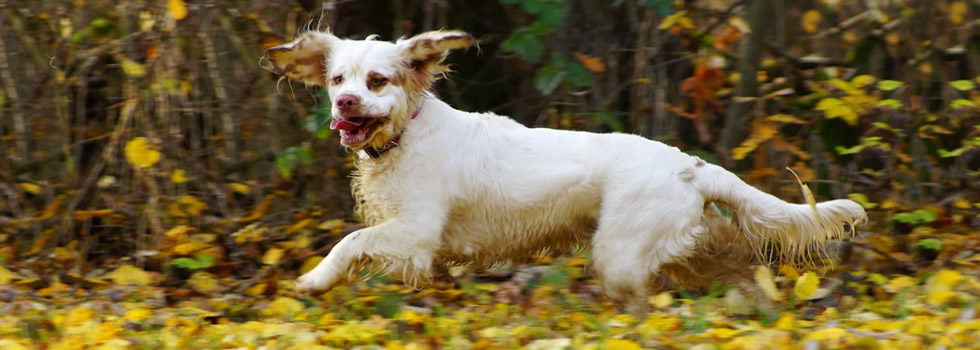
xmin=436 ymin=181 xmax=600 ymax=265
xmin=351 ymin=161 xmax=404 ymax=225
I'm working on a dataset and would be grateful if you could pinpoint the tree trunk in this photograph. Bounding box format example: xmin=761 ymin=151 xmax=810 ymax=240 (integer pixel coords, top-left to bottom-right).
xmin=720 ymin=0 xmax=771 ymax=166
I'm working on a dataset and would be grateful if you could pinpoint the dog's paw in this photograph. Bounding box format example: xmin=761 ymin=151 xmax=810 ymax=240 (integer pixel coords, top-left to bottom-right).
xmin=294 ymin=273 xmax=336 ymax=295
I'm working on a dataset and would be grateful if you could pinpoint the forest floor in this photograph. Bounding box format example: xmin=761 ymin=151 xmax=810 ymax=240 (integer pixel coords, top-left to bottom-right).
xmin=2 ymin=235 xmax=980 ymax=350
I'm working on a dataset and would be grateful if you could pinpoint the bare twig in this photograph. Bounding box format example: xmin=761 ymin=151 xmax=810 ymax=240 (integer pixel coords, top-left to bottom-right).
xmin=0 ymin=13 xmax=28 ymax=163
xmin=199 ymin=29 xmax=239 ymax=164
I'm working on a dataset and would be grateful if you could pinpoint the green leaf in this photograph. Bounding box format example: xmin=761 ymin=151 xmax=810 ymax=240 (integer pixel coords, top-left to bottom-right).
xmin=893 ymin=209 xmax=938 ymax=225
xmin=502 ymin=30 xmax=544 ymax=62
xmin=643 ymin=0 xmax=675 ymax=15
xmin=499 ymin=0 xmax=521 ymax=3
xmin=523 ymin=0 xmax=544 ymax=13
xmin=876 ymin=99 xmax=903 ymax=109
xmin=914 ymin=209 xmax=936 ymax=223
xmin=276 ymin=150 xmax=298 ymax=180
xmin=298 ymin=145 xmax=313 ymax=165
xmin=835 ymin=144 xmax=865 ymax=155
xmin=876 ymin=80 xmax=904 ymax=91
xmin=951 ymin=99 xmax=976 ymax=109
xmin=892 ymin=212 xmax=916 ymax=224
xmin=170 ymin=257 xmax=198 ymax=269
xmin=565 ymin=62 xmax=591 ymax=87
xmin=375 ymin=291 xmax=403 ymax=318
xmin=539 ymin=4 xmax=565 ymax=26
xmin=916 ymin=238 xmax=943 ymax=251
xmin=304 ymin=110 xmax=334 ymax=140
xmin=316 ymin=127 xmax=332 ymax=139
xmin=542 ymin=264 xmax=571 ymax=289
xmin=91 ymin=18 xmax=112 ymax=30
xmin=950 ymin=80 xmax=976 ymax=91
xmin=193 ymin=253 xmax=216 ymax=269
xmin=527 ymin=21 xmax=555 ymax=36
xmin=938 ymin=147 xmax=966 ymax=158
xmin=848 ymin=193 xmax=879 ymax=209
xmin=872 ymin=122 xmax=903 ymax=135
xmin=534 ymin=64 xmax=566 ymax=95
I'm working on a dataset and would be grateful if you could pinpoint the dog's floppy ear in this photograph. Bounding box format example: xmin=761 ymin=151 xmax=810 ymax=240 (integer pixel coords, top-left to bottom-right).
xmin=264 ymin=31 xmax=338 ymax=86
xmin=397 ymin=30 xmax=475 ymax=89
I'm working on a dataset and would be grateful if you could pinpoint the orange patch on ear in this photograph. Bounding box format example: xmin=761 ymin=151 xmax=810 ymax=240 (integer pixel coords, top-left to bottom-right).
xmin=398 ymin=31 xmax=475 ymax=92
xmin=264 ymin=32 xmax=334 ymax=86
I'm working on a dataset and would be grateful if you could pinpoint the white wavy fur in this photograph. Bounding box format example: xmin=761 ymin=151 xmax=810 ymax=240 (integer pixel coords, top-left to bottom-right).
xmin=265 ymin=30 xmax=867 ymax=315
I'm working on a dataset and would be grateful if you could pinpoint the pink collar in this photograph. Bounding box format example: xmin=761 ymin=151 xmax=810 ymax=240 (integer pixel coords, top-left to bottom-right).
xmin=364 ymin=100 xmax=425 ymax=159
xmin=410 ymin=99 xmax=425 ymax=120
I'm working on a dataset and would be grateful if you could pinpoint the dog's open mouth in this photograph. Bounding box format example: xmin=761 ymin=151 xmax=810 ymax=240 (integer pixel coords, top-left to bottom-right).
xmin=331 ymin=116 xmax=385 ymax=147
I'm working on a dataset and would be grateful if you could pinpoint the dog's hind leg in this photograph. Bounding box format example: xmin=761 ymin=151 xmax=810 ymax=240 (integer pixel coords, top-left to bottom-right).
xmin=590 ymin=195 xmax=705 ymax=317
xmin=661 ymin=207 xmax=780 ymax=313
xmin=591 ymin=240 xmax=657 ymax=316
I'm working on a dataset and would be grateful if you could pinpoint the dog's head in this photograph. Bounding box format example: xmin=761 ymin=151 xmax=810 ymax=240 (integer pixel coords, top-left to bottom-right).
xmin=264 ymin=30 xmax=475 ymax=150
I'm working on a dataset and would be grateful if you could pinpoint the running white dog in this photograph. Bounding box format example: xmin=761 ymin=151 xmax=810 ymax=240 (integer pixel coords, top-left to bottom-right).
xmin=265 ymin=29 xmax=866 ymax=315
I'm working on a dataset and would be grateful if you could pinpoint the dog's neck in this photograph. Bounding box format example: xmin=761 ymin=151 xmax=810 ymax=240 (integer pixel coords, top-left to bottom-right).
xmin=361 ymin=99 xmax=426 ymax=159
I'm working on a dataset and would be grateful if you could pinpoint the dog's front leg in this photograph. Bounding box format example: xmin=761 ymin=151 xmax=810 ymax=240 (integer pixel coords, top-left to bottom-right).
xmin=295 ymin=215 xmax=445 ymax=294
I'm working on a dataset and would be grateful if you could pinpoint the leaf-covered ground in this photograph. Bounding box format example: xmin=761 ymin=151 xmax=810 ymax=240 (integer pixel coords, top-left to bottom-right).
xmin=2 ymin=245 xmax=980 ymax=350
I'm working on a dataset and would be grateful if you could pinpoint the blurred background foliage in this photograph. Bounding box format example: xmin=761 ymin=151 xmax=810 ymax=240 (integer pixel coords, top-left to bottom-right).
xmin=1 ymin=0 xmax=979 ymax=284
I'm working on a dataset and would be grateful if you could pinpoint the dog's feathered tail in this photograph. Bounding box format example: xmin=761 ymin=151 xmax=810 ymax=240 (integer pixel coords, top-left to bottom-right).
xmin=693 ymin=162 xmax=866 ymax=267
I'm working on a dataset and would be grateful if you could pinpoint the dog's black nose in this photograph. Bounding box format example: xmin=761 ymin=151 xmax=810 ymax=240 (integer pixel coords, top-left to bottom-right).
xmin=336 ymin=94 xmax=360 ymax=110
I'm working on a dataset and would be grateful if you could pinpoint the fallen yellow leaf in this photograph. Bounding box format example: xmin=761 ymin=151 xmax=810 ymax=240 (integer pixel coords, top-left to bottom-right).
xmin=19 ymin=183 xmax=41 ymax=195
xmin=754 ymin=266 xmax=784 ymax=301
xmin=779 ymin=264 xmax=801 ymax=280
xmin=262 ymin=248 xmax=285 ymax=265
xmin=884 ymin=275 xmax=916 ymax=293
xmin=124 ymin=137 xmax=160 ymax=168
xmin=0 ymin=340 xmax=31 ymax=350
xmin=187 ymin=271 xmax=221 ymax=294
xmin=170 ymin=169 xmax=189 ymax=183
xmin=802 ymin=10 xmax=822 ymax=33
xmin=605 ymin=338 xmax=643 ymax=350
xmin=105 ymin=265 xmax=152 ymax=286
xmin=708 ymin=327 xmax=741 ymax=339
xmin=775 ymin=312 xmax=795 ymax=331
xmin=0 ymin=266 xmax=22 ymax=285
xmin=123 ymin=308 xmax=153 ymax=322
xmin=168 ymin=0 xmax=188 ymax=20
xmin=119 ymin=59 xmax=147 ymax=77
xmin=229 ymin=183 xmax=251 ymax=194
xmin=165 ymin=225 xmax=193 ymax=240
xmin=263 ymin=297 xmax=304 ymax=317
xmin=794 ymin=271 xmax=820 ymax=300
xmin=648 ymin=292 xmax=674 ymax=308
xmin=287 ymin=218 xmax=313 ymax=234
xmin=173 ymin=241 xmax=205 ymax=255
xmin=950 ymin=1 xmax=968 ymax=24
xmin=66 ymin=306 xmax=95 ymax=327
xmin=168 ymin=195 xmax=207 ymax=217
xmin=926 ymin=269 xmax=964 ymax=306
xmin=300 ymin=256 xmax=323 ymax=275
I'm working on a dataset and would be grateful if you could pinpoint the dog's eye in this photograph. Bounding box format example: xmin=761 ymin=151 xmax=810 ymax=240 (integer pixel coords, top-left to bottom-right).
xmin=370 ymin=77 xmax=388 ymax=88
xmin=332 ymin=75 xmax=343 ymax=85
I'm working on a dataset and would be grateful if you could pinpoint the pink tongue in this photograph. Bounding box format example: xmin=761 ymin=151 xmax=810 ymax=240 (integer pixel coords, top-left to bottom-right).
xmin=330 ymin=119 xmax=363 ymax=132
